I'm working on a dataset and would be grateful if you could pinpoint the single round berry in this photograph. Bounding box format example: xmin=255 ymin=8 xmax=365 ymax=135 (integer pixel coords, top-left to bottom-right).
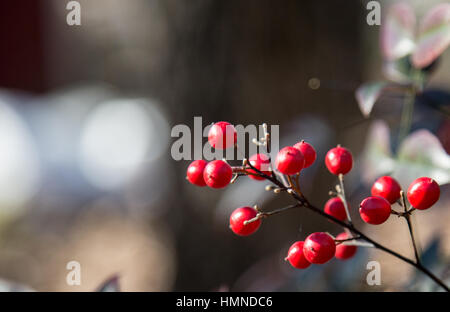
xmin=248 ymin=153 xmax=271 ymax=181
xmin=275 ymin=146 xmax=305 ymax=175
xmin=371 ymin=176 xmax=402 ymax=204
xmin=229 ymin=207 xmax=261 ymax=236
xmin=186 ymin=160 xmax=208 ymax=186
xmin=324 ymin=197 xmax=347 ymax=221
xmin=303 ymin=232 xmax=336 ymax=264
xmin=293 ymin=141 xmax=316 ymax=168
xmin=285 ymin=241 xmax=311 ymax=269
xmin=407 ymin=177 xmax=440 ymax=210
xmin=203 ymin=160 xmax=233 ymax=188
xmin=359 ymin=196 xmax=391 ymax=225
xmin=208 ymin=121 xmax=237 ymax=149
xmin=325 ymin=146 xmax=353 ymax=175
xmin=335 ymin=232 xmax=357 ymax=260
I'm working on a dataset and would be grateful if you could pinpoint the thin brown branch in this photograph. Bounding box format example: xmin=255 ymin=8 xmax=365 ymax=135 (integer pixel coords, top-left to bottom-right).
xmin=400 ymin=190 xmax=421 ymax=265
xmin=335 ymin=235 xmax=361 ymax=244
xmin=243 ymin=203 xmax=302 ymax=225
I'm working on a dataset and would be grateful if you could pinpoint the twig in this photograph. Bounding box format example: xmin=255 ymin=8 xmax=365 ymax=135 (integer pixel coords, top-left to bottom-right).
xmin=335 ymin=235 xmax=362 ymax=243
xmin=391 ymin=209 xmax=401 ymax=216
xmin=337 ymin=173 xmax=353 ymax=226
xmin=397 ymin=69 xmax=422 ymax=147
xmin=287 ymin=175 xmax=302 ymax=196
xmin=243 ymin=203 xmax=301 ymax=225
xmin=342 ymin=241 xmax=376 ymax=248
xmin=400 ymin=190 xmax=421 ymax=264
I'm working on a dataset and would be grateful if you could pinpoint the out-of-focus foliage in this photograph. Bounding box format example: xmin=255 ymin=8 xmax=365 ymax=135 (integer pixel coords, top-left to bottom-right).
xmin=380 ymin=3 xmax=416 ymax=61
xmin=355 ymin=81 xmax=389 ymax=117
xmin=356 ymin=2 xmax=450 ymax=117
xmin=361 ymin=120 xmax=450 ymax=187
xmin=0 ymin=279 xmax=34 ymax=292
xmin=407 ymin=237 xmax=450 ymax=291
xmin=97 ymin=276 xmax=120 ymax=292
xmin=412 ymin=3 xmax=450 ymax=68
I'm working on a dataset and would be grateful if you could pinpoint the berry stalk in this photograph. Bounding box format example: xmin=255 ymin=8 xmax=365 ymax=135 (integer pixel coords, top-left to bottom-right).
xmin=337 ymin=173 xmax=353 ymax=226
xmin=400 ymin=190 xmax=421 ymax=265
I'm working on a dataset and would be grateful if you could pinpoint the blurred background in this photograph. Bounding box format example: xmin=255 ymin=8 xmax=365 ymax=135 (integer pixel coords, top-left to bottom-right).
xmin=0 ymin=0 xmax=448 ymax=291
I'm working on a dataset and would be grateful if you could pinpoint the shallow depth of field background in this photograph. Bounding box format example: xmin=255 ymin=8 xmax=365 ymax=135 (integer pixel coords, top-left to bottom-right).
xmin=0 ymin=0 xmax=448 ymax=291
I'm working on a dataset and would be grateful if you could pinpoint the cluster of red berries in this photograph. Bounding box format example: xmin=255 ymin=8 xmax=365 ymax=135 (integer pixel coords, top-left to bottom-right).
xmin=275 ymin=141 xmax=317 ymax=175
xmin=285 ymin=231 xmax=357 ymax=268
xmin=284 ymin=147 xmax=439 ymax=268
xmin=186 ymin=120 xmax=294 ymax=188
xmin=280 ymin=146 xmax=357 ymax=267
xmin=358 ymin=176 xmax=440 ymax=225
xmin=322 ymin=148 xmax=440 ymax=225
xmin=186 ymin=122 xmax=237 ymax=188
xmin=187 ymin=159 xmax=233 ymax=188
xmin=186 ymin=122 xmax=441 ymax=270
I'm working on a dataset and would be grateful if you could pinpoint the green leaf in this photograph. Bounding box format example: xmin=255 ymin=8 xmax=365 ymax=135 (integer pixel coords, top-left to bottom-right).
xmin=355 ymin=82 xmax=389 ymax=117
xmin=381 ymin=3 xmax=416 ymax=61
xmin=393 ymin=129 xmax=450 ymax=186
xmin=412 ymin=3 xmax=450 ymax=68
xmin=383 ymin=56 xmax=413 ymax=83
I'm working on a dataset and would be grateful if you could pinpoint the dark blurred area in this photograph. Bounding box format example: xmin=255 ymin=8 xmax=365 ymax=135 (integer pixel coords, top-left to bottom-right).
xmin=0 ymin=0 xmax=448 ymax=291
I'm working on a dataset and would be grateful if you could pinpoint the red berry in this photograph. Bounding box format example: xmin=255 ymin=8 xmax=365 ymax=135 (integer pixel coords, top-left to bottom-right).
xmin=203 ymin=160 xmax=233 ymax=188
xmin=285 ymin=241 xmax=311 ymax=269
xmin=407 ymin=177 xmax=440 ymax=210
xmin=208 ymin=121 xmax=237 ymax=149
xmin=248 ymin=153 xmax=271 ymax=181
xmin=303 ymin=232 xmax=336 ymax=264
xmin=229 ymin=207 xmax=261 ymax=236
xmin=293 ymin=141 xmax=316 ymax=168
xmin=275 ymin=146 xmax=305 ymax=175
xmin=371 ymin=176 xmax=402 ymax=204
xmin=359 ymin=196 xmax=391 ymax=225
xmin=335 ymin=232 xmax=357 ymax=260
xmin=325 ymin=146 xmax=353 ymax=175
xmin=186 ymin=160 xmax=208 ymax=186
xmin=324 ymin=197 xmax=347 ymax=221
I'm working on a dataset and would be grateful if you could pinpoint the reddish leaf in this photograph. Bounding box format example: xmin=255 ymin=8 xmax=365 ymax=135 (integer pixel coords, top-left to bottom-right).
xmin=381 ymin=3 xmax=416 ymax=61
xmin=412 ymin=3 xmax=450 ymax=68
